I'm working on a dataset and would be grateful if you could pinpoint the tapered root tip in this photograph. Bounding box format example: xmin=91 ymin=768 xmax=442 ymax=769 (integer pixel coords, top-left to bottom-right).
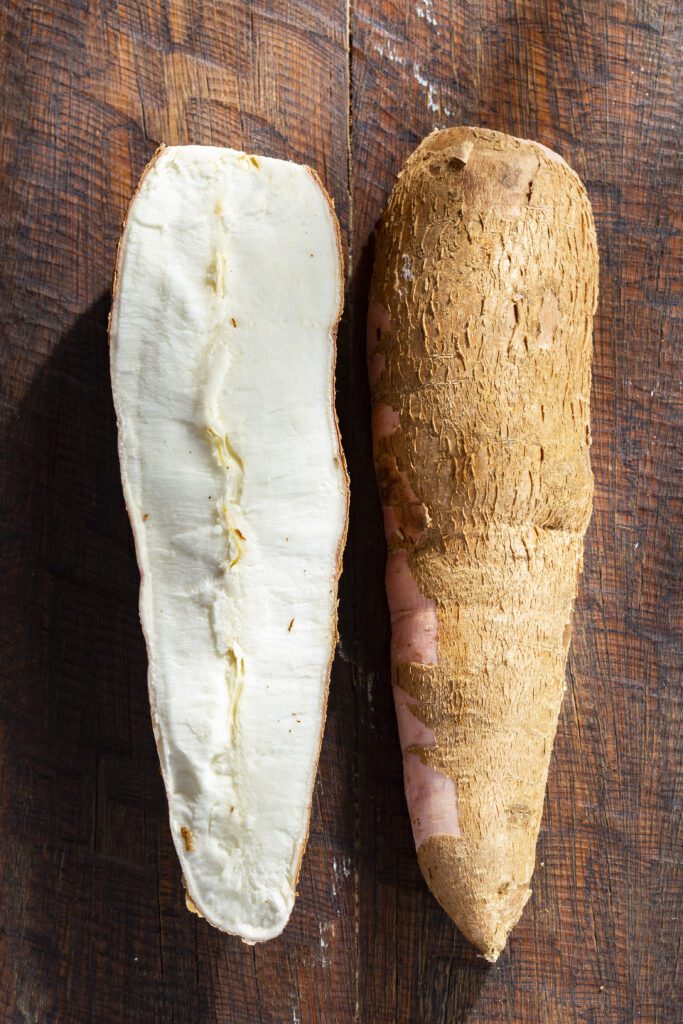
xmin=418 ymin=834 xmax=533 ymax=961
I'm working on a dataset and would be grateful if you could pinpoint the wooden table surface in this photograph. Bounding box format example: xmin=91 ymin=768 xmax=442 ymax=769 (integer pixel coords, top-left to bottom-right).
xmin=1 ymin=1 xmax=680 ymax=1021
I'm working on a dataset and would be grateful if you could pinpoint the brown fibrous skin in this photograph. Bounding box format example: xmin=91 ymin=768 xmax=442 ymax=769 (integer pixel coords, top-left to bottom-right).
xmin=369 ymin=128 xmax=598 ymax=961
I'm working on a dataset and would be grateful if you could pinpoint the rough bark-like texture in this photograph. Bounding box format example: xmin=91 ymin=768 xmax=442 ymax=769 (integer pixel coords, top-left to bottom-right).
xmin=368 ymin=127 xmax=598 ymax=960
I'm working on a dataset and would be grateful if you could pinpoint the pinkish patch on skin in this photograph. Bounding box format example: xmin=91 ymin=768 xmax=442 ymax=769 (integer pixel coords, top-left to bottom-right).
xmin=368 ymin=351 xmax=386 ymax=390
xmin=394 ymin=686 xmax=436 ymax=749
xmin=367 ymin=305 xmax=457 ymax=849
xmin=404 ymin=751 xmax=461 ymax=847
xmin=386 ymin=549 xmax=438 ymax=665
xmin=383 ymin=505 xmax=401 ymax=538
xmin=390 ymin=587 xmax=460 ymax=848
xmin=367 ymin=301 xmax=391 ymax=356
xmin=372 ymin=402 xmax=400 ymax=443
xmin=371 ymin=396 xmax=430 ymax=546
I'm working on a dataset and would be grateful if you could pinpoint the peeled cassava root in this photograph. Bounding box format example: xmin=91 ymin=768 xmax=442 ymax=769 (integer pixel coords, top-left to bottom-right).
xmin=368 ymin=127 xmax=598 ymax=960
xmin=110 ymin=145 xmax=348 ymax=941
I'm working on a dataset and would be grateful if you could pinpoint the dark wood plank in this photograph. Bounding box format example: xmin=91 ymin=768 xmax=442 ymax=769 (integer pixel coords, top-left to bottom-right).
xmin=0 ymin=3 xmax=354 ymax=1023
xmin=1 ymin=0 xmax=681 ymax=1021
xmin=349 ymin=0 xmax=681 ymax=1021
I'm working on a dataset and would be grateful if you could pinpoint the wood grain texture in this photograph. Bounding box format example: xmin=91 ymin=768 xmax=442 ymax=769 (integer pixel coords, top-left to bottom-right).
xmin=0 ymin=0 xmax=680 ymax=1021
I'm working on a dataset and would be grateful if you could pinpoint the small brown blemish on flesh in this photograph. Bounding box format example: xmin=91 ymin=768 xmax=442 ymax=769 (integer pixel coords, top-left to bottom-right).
xmin=180 ymin=826 xmax=195 ymax=852
xmin=143 ymin=513 xmax=149 ymax=522
xmin=288 ymin=618 xmax=295 ymax=632
xmin=250 ymin=156 xmax=260 ymax=168
xmin=231 ymin=318 xmax=237 ymax=328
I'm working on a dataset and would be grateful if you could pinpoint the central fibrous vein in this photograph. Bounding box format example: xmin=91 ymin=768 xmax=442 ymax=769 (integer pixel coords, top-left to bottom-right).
xmin=202 ymin=239 xmax=247 ymax=753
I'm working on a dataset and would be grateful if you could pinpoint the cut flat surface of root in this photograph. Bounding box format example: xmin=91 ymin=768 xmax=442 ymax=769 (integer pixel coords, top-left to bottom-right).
xmin=110 ymin=145 xmax=348 ymax=942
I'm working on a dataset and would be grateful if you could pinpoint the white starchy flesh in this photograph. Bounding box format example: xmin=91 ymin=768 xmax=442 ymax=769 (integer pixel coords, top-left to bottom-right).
xmin=110 ymin=146 xmax=347 ymax=941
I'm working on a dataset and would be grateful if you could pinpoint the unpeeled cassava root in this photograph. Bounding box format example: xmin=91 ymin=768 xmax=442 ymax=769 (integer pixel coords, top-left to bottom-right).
xmin=368 ymin=128 xmax=598 ymax=960
xmin=110 ymin=146 xmax=348 ymax=941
